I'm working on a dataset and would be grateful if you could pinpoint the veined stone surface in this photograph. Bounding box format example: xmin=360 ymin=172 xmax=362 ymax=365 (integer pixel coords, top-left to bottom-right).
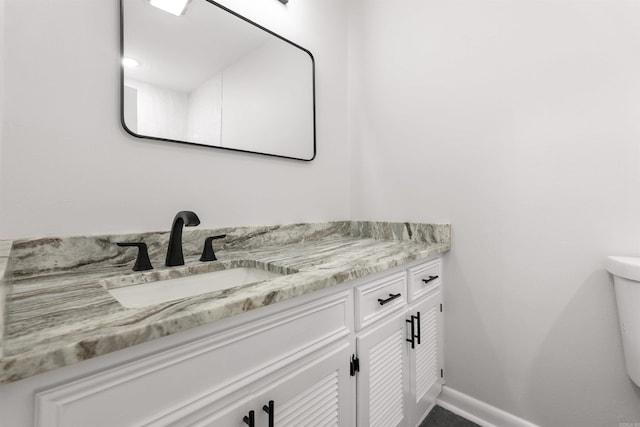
xmin=0 ymin=221 xmax=450 ymax=385
xmin=0 ymin=242 xmax=11 ymax=358
xmin=350 ymin=221 xmax=450 ymax=243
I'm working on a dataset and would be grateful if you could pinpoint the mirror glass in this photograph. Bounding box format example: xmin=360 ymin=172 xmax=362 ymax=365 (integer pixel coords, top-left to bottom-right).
xmin=120 ymin=0 xmax=316 ymax=161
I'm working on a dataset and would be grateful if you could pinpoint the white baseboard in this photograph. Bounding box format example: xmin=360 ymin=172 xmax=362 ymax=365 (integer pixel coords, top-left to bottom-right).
xmin=436 ymin=386 xmax=541 ymax=427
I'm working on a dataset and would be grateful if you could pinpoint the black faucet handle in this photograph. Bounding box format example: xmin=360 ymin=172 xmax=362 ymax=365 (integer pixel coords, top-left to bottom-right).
xmin=200 ymin=235 xmax=226 ymax=262
xmin=117 ymin=242 xmax=154 ymax=271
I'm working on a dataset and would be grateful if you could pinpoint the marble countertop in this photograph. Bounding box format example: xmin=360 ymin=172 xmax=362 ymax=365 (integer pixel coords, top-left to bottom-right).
xmin=0 ymin=221 xmax=450 ymax=385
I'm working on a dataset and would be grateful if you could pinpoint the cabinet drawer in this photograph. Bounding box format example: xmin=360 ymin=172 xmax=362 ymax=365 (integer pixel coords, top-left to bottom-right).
xmin=408 ymin=258 xmax=441 ymax=302
xmin=355 ymin=271 xmax=407 ymax=330
xmin=35 ymin=291 xmax=353 ymax=427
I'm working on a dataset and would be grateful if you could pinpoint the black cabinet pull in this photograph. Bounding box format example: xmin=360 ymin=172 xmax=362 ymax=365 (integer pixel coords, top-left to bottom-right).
xmin=350 ymin=354 xmax=360 ymax=376
xmin=378 ymin=293 xmax=401 ymax=305
xmin=353 ymin=355 xmax=360 ymax=373
xmin=243 ymin=410 xmax=255 ymax=427
xmin=414 ymin=311 xmax=421 ymax=345
xmin=422 ymin=275 xmax=439 ymax=284
xmin=263 ymin=400 xmax=275 ymax=427
xmin=406 ymin=317 xmax=415 ymax=349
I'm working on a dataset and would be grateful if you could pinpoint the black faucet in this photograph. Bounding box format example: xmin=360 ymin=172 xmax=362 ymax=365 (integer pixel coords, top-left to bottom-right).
xmin=165 ymin=210 xmax=200 ymax=267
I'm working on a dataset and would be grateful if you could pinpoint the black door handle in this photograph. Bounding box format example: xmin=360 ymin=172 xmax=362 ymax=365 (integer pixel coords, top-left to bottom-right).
xmin=406 ymin=317 xmax=415 ymax=349
xmin=243 ymin=410 xmax=255 ymax=427
xmin=378 ymin=293 xmax=401 ymax=305
xmin=263 ymin=400 xmax=274 ymax=427
xmin=350 ymin=354 xmax=360 ymax=376
xmin=413 ymin=311 xmax=421 ymax=345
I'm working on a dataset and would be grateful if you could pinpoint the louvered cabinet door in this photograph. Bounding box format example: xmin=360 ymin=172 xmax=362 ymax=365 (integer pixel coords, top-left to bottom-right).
xmin=408 ymin=288 xmax=443 ymax=426
xmin=184 ymin=340 xmax=355 ymax=427
xmin=269 ymin=340 xmax=356 ymax=427
xmin=356 ymin=312 xmax=410 ymax=427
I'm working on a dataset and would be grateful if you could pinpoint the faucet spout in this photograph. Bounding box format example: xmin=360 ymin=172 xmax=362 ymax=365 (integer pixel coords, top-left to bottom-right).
xmin=166 ymin=210 xmax=200 ymax=267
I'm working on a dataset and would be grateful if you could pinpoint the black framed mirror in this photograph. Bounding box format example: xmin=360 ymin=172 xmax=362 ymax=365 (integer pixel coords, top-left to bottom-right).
xmin=120 ymin=0 xmax=316 ymax=161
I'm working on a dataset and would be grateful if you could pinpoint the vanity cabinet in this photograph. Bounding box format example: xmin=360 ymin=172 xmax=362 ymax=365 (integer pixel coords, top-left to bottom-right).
xmin=35 ymin=291 xmax=355 ymax=427
xmin=407 ymin=259 xmax=443 ymax=425
xmin=406 ymin=287 xmax=443 ymax=425
xmin=1 ymin=258 xmax=443 ymax=427
xmin=354 ymin=259 xmax=443 ymax=427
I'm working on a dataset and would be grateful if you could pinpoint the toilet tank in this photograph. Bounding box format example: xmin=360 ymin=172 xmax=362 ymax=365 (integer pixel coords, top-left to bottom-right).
xmin=607 ymin=256 xmax=640 ymax=387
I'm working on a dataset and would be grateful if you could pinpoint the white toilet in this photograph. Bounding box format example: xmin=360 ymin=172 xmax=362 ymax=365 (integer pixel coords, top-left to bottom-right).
xmin=606 ymin=256 xmax=640 ymax=387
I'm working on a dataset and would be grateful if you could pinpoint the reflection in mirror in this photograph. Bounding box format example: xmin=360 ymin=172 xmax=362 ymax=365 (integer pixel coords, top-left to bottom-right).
xmin=121 ymin=0 xmax=316 ymax=161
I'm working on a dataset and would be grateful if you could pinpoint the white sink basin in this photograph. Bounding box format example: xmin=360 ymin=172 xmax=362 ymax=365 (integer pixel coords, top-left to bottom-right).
xmin=107 ymin=267 xmax=283 ymax=308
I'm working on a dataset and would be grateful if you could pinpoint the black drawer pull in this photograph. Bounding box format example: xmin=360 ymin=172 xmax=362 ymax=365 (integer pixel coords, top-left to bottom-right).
xmin=422 ymin=275 xmax=439 ymax=284
xmin=263 ymin=400 xmax=274 ymax=427
xmin=406 ymin=317 xmax=415 ymax=349
xmin=378 ymin=293 xmax=401 ymax=305
xmin=243 ymin=410 xmax=255 ymax=427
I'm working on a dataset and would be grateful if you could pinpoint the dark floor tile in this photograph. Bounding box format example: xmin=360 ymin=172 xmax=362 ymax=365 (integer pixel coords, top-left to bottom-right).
xmin=420 ymin=405 xmax=482 ymax=427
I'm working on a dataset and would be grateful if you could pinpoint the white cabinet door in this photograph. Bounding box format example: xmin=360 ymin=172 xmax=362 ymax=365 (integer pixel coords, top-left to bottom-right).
xmin=356 ymin=312 xmax=410 ymax=427
xmin=167 ymin=390 xmax=258 ymax=427
xmin=175 ymin=339 xmax=355 ymax=427
xmin=271 ymin=340 xmax=355 ymax=427
xmin=407 ymin=287 xmax=443 ymax=426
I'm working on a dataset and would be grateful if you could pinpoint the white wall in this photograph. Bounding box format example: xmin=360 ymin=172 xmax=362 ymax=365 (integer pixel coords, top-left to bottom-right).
xmin=0 ymin=0 xmax=4 ymax=208
xmin=123 ymin=86 xmax=138 ymax=134
xmin=0 ymin=0 xmax=349 ymax=238
xmin=222 ymin=39 xmax=314 ymax=159
xmin=126 ymin=75 xmax=223 ymax=146
xmin=125 ymin=79 xmax=189 ymax=141
xmin=349 ymin=0 xmax=640 ymax=425
xmin=187 ymin=73 xmax=222 ymax=146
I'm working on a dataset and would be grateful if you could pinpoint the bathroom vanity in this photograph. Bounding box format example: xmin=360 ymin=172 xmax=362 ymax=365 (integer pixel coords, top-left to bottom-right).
xmin=0 ymin=221 xmax=450 ymax=426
